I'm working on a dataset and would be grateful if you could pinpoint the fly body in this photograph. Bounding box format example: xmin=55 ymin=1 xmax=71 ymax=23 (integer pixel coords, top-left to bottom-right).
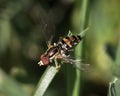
xmin=58 ymin=35 xmax=82 ymax=52
xmin=38 ymin=29 xmax=89 ymax=70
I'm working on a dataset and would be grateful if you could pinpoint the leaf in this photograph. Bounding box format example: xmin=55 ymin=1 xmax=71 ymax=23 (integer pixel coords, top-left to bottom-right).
xmin=0 ymin=69 xmax=29 ymax=96
xmin=108 ymin=78 xmax=120 ymax=96
xmin=107 ymin=37 xmax=120 ymax=96
xmin=70 ymin=0 xmax=89 ymax=96
xmin=34 ymin=66 xmax=57 ymax=96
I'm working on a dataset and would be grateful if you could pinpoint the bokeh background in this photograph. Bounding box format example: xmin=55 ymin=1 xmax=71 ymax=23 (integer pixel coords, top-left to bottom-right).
xmin=0 ymin=0 xmax=120 ymax=96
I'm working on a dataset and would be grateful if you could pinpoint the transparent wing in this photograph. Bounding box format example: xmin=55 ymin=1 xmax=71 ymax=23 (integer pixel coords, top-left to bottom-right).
xmin=44 ymin=23 xmax=56 ymax=47
xmin=61 ymin=56 xmax=90 ymax=71
xmin=72 ymin=60 xmax=90 ymax=71
xmin=28 ymin=5 xmax=56 ymax=47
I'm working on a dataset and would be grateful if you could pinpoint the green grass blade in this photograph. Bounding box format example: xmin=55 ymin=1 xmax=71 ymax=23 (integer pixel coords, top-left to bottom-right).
xmin=107 ymin=39 xmax=120 ymax=96
xmin=34 ymin=66 xmax=57 ymax=96
xmin=72 ymin=69 xmax=81 ymax=96
xmin=72 ymin=0 xmax=89 ymax=96
xmin=66 ymin=65 xmax=76 ymax=96
xmin=113 ymin=38 xmax=120 ymax=77
xmin=79 ymin=0 xmax=89 ymax=31
xmin=115 ymin=39 xmax=120 ymax=66
xmin=108 ymin=78 xmax=120 ymax=96
xmin=0 ymin=69 xmax=29 ymax=96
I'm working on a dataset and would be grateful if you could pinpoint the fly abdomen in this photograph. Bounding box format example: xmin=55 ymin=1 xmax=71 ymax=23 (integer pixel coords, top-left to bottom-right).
xmin=59 ymin=35 xmax=83 ymax=51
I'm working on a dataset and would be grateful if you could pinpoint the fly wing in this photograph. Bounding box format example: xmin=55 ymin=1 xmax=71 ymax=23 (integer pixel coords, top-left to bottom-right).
xmin=27 ymin=4 xmax=56 ymax=47
xmin=72 ymin=59 xmax=90 ymax=71
xmin=44 ymin=24 xmax=55 ymax=47
xmin=61 ymin=56 xmax=90 ymax=71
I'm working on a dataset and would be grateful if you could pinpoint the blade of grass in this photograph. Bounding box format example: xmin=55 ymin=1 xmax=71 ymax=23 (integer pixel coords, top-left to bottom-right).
xmin=34 ymin=66 xmax=57 ymax=96
xmin=72 ymin=0 xmax=89 ymax=96
xmin=115 ymin=39 xmax=120 ymax=66
xmin=66 ymin=64 xmax=76 ymax=96
xmin=79 ymin=0 xmax=89 ymax=31
xmin=108 ymin=78 xmax=120 ymax=96
xmin=107 ymin=38 xmax=120 ymax=96
xmin=113 ymin=38 xmax=120 ymax=77
xmin=0 ymin=69 xmax=29 ymax=96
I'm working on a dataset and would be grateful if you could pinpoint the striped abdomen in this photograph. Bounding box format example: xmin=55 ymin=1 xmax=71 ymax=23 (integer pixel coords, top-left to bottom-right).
xmin=59 ymin=35 xmax=82 ymax=51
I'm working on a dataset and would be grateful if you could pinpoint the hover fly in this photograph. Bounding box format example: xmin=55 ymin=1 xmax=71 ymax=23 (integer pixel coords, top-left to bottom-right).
xmin=38 ymin=28 xmax=89 ymax=70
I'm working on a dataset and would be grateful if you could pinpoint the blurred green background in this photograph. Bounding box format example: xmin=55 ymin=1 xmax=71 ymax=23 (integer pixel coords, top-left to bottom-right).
xmin=0 ymin=0 xmax=120 ymax=96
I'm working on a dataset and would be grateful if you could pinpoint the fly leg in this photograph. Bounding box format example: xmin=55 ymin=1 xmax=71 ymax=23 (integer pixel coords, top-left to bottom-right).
xmin=55 ymin=54 xmax=68 ymax=65
xmin=53 ymin=54 xmax=69 ymax=71
xmin=46 ymin=35 xmax=54 ymax=48
xmin=47 ymin=39 xmax=57 ymax=48
xmin=47 ymin=41 xmax=53 ymax=48
xmin=54 ymin=57 xmax=60 ymax=71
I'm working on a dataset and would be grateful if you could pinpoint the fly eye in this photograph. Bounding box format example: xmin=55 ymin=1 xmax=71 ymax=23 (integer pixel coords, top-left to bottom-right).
xmin=41 ymin=56 xmax=50 ymax=65
xmin=40 ymin=54 xmax=45 ymax=59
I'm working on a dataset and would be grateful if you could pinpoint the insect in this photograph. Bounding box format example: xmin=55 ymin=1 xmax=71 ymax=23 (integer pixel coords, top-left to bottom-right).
xmin=38 ymin=28 xmax=89 ymax=70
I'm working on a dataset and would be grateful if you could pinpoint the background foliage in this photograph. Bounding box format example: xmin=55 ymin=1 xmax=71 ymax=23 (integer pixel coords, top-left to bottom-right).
xmin=0 ymin=0 xmax=120 ymax=96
